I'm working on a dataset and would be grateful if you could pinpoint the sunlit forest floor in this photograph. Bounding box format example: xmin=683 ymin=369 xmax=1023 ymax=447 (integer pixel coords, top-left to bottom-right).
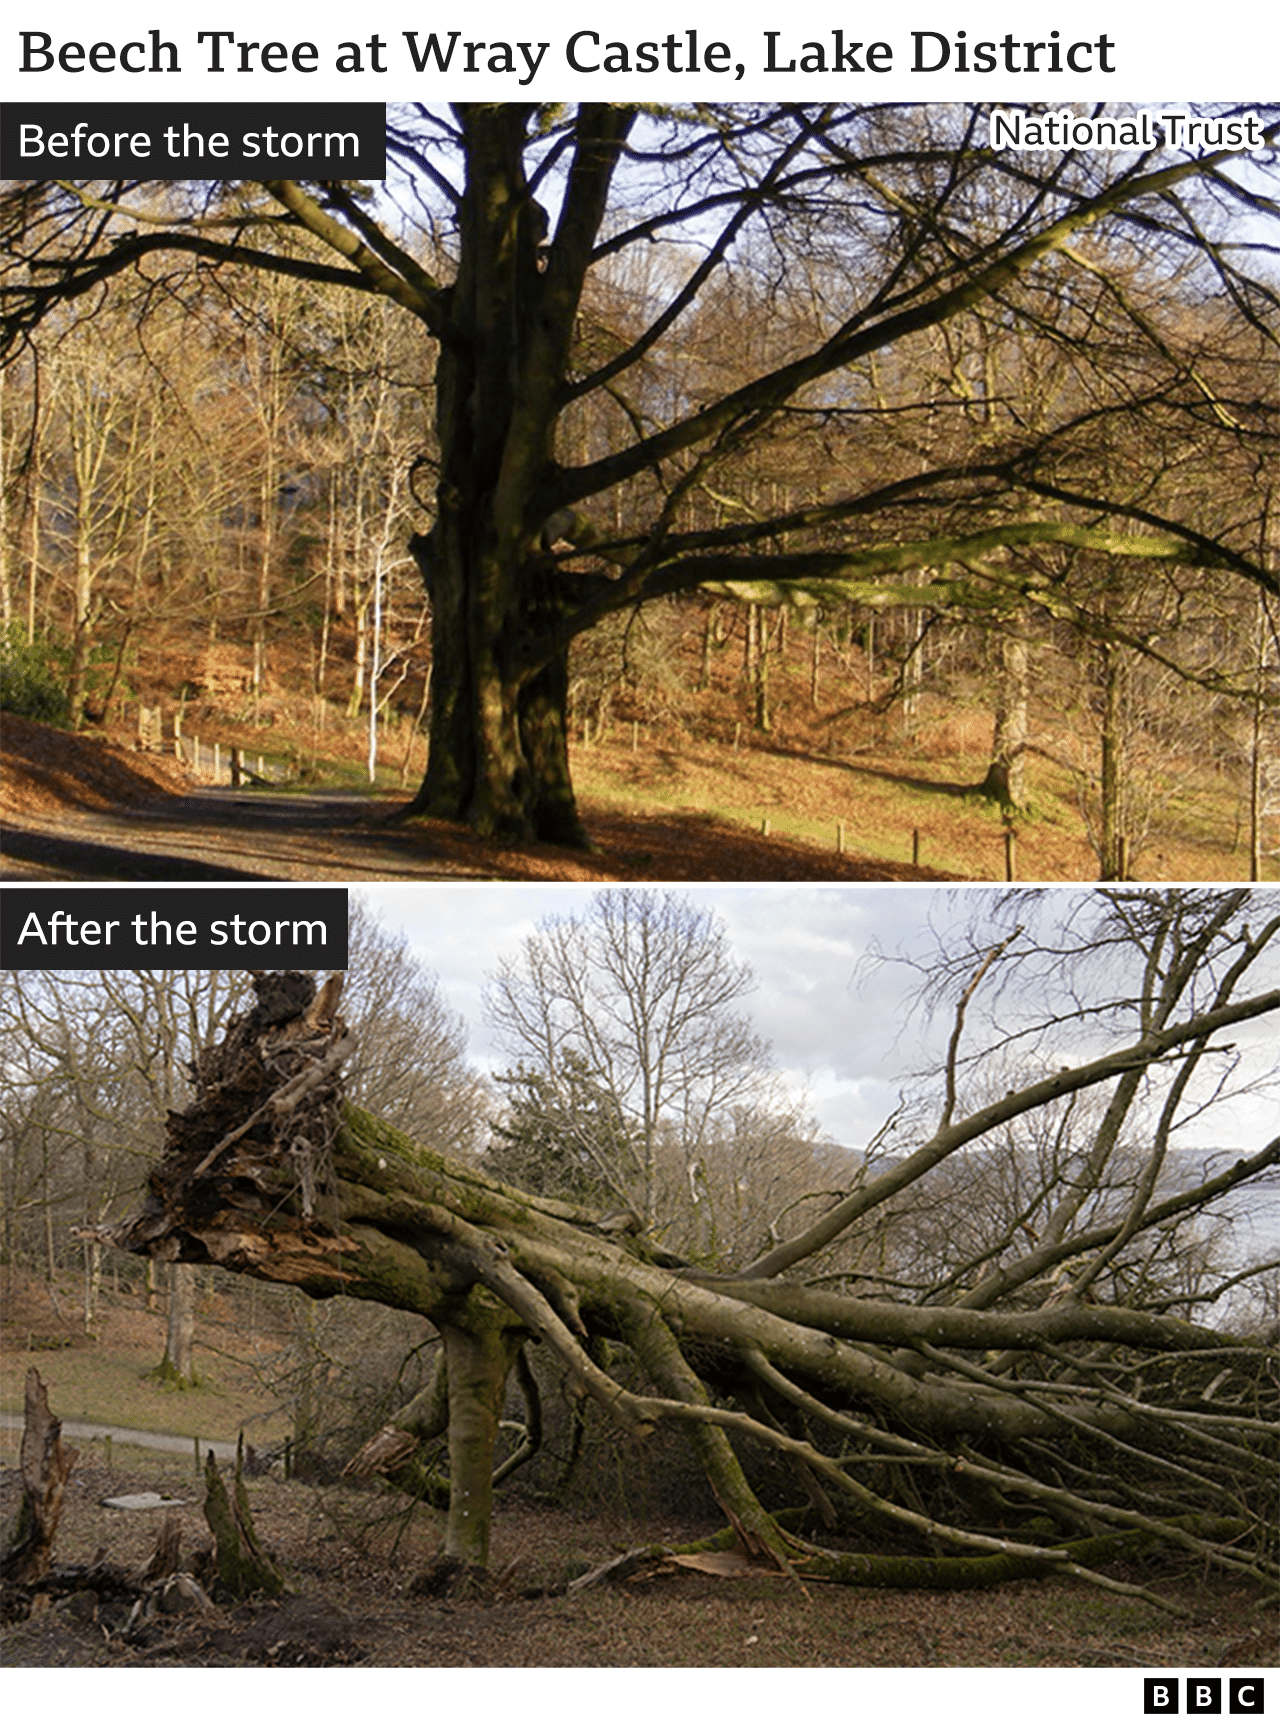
xmin=2 ymin=600 xmax=1268 ymax=882
xmin=0 ymin=701 xmax=1260 ymax=885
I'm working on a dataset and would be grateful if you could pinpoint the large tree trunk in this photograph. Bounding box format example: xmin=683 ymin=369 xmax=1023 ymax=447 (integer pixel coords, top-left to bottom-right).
xmin=400 ymin=106 xmax=585 ymax=845
xmin=978 ymin=619 xmax=1029 ymax=808
xmin=438 ymin=1317 xmax=523 ymax=1566
xmin=86 ymin=971 xmax=1279 ymax=1603
xmin=155 ymin=1262 xmax=197 ymax=1386
xmin=406 ymin=531 xmax=587 ymax=845
xmin=397 ymin=105 xmax=629 ymax=847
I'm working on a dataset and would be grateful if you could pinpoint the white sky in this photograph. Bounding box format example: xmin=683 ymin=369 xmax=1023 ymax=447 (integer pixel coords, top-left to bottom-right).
xmin=358 ymin=881 xmax=921 ymax=1146
xmin=356 ymin=883 xmax=1280 ymax=1153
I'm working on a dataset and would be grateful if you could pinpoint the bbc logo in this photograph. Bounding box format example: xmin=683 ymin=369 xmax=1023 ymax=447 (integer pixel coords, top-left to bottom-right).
xmin=1145 ymin=1678 xmax=1266 ymax=1714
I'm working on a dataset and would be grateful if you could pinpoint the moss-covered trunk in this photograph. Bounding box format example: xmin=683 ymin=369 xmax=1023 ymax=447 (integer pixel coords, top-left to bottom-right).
xmin=203 ymin=1442 xmax=287 ymax=1598
xmin=438 ymin=1316 xmax=522 ymax=1566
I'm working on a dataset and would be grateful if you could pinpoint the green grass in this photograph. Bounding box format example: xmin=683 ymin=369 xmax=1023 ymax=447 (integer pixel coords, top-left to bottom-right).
xmin=238 ymin=757 xmax=391 ymax=795
xmin=1 ymin=1340 xmax=287 ymax=1446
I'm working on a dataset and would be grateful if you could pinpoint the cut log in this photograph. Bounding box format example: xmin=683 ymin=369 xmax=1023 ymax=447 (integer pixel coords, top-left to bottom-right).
xmin=1 ymin=1368 xmax=79 ymax=1586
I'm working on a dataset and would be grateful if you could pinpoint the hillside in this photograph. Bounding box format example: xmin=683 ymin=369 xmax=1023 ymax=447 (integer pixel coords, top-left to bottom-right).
xmin=1 ymin=603 xmax=1267 ymax=882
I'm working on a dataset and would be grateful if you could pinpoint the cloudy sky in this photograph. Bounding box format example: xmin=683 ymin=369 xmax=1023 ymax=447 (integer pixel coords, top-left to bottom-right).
xmin=356 ymin=883 xmax=1280 ymax=1152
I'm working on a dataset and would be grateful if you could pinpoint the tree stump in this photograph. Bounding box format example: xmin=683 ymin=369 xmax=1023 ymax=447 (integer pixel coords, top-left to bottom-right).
xmin=139 ymin=1510 xmax=184 ymax=1584
xmin=202 ymin=1440 xmax=286 ymax=1599
xmin=1 ymin=1368 xmax=79 ymax=1586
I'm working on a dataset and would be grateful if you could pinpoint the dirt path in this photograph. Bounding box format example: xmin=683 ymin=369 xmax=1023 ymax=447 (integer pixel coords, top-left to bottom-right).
xmin=2 ymin=715 xmax=961 ymax=883
xmin=2 ymin=752 xmax=959 ymax=888
xmin=2 ymin=785 xmax=965 ymax=883
xmin=0 ymin=789 xmax=501 ymax=882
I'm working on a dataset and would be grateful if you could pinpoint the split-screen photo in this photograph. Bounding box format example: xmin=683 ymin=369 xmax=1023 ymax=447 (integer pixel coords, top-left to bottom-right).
xmin=1 ymin=88 xmax=1276 ymax=1698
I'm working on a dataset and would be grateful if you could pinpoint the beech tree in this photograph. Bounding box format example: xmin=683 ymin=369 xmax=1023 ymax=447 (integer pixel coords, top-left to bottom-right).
xmin=3 ymin=105 xmax=1277 ymax=842
xmin=0 ymin=905 xmax=482 ymax=1378
xmin=86 ymin=889 xmax=1279 ymax=1599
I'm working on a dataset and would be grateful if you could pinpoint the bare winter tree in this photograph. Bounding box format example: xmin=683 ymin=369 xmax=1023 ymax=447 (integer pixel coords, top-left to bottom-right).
xmin=484 ymin=889 xmax=775 ymax=1220
xmin=344 ymin=896 xmax=490 ymax=1156
xmin=2 ymin=106 xmax=1275 ymax=842
xmin=0 ymin=967 xmax=246 ymax=1355
xmin=84 ymin=888 xmax=1279 ymax=1600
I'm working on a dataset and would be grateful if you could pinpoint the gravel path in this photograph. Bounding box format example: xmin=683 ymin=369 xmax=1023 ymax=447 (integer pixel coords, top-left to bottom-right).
xmin=1 ymin=790 xmax=498 ymax=882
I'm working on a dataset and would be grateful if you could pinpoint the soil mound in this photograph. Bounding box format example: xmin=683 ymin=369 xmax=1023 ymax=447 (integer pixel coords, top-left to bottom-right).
xmin=1 ymin=715 xmax=191 ymax=818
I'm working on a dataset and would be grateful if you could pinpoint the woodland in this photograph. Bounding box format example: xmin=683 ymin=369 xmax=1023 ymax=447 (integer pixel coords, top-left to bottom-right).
xmin=1 ymin=104 xmax=1278 ymax=868
xmin=2 ymin=888 xmax=1277 ymax=1606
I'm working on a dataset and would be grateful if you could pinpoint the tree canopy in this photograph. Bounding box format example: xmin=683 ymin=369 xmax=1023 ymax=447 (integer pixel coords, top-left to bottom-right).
xmin=3 ymin=105 xmax=1277 ymax=841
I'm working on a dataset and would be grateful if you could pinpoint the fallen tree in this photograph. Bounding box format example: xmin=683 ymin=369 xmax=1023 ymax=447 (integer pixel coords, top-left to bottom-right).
xmin=88 ymin=902 xmax=1280 ymax=1602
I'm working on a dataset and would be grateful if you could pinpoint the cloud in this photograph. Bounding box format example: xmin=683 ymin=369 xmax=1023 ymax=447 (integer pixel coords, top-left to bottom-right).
xmin=357 ymin=883 xmax=955 ymax=1143
xmin=352 ymin=883 xmax=1280 ymax=1151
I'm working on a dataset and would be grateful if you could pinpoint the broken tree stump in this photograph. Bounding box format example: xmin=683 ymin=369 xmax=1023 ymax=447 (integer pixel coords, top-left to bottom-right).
xmin=139 ymin=1510 xmax=184 ymax=1585
xmin=1 ymin=1368 xmax=79 ymax=1586
xmin=203 ymin=1439 xmax=286 ymax=1599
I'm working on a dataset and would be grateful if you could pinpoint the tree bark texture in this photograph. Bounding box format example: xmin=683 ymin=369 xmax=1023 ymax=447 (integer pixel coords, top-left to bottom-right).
xmin=400 ymin=106 xmax=632 ymax=845
xmin=203 ymin=1441 xmax=286 ymax=1599
xmin=979 ymin=619 xmax=1029 ymax=808
xmin=155 ymin=1262 xmax=197 ymax=1385
xmin=1 ymin=1369 xmax=79 ymax=1586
